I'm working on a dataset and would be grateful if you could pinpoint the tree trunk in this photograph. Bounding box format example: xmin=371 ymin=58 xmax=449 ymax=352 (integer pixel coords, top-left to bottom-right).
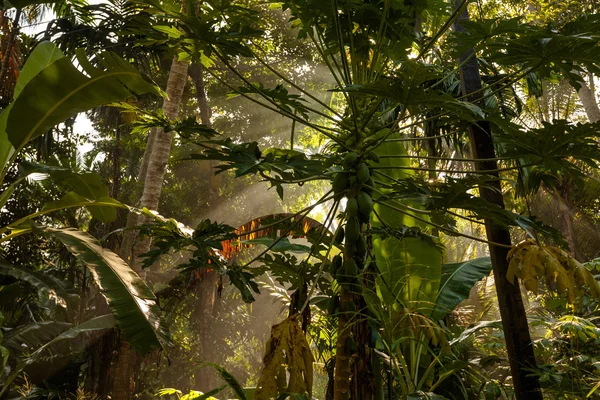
xmin=575 ymin=71 xmax=600 ymax=123
xmin=556 ymin=190 xmax=578 ymax=260
xmin=119 ymin=56 xmax=190 ymax=268
xmin=333 ymin=288 xmax=351 ymax=400
xmin=111 ymin=56 xmax=190 ymax=400
xmin=453 ymin=3 xmax=543 ymax=399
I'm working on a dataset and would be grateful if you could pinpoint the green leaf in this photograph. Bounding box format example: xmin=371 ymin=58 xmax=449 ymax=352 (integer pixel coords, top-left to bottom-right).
xmin=198 ymin=362 xmax=247 ymax=400
xmin=0 ymin=261 xmax=78 ymax=307
xmin=3 ymin=321 xmax=71 ymax=354
xmin=155 ymin=388 xmax=183 ymax=397
xmin=431 ymin=257 xmax=493 ymax=320
xmin=372 ymin=140 xmax=442 ymax=315
xmin=5 ymin=192 xmax=125 ymax=231
xmin=0 ymin=42 xmax=157 ymax=176
xmin=13 ymin=42 xmax=64 ymax=99
xmin=46 ymin=228 xmax=172 ymax=354
xmin=449 ymin=320 xmax=502 ymax=346
xmin=53 ymin=172 xmax=117 ymax=221
xmin=0 ymin=162 xmax=118 ymax=222
xmin=1 ymin=315 xmax=115 ymax=395
xmin=0 ymin=42 xmax=66 ymax=175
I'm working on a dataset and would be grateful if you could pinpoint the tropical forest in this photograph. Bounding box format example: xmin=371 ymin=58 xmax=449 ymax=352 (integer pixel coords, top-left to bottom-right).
xmin=1 ymin=0 xmax=600 ymax=398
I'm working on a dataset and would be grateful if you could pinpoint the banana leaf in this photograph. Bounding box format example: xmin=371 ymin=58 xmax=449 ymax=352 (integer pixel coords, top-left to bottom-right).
xmin=47 ymin=228 xmax=172 ymax=354
xmin=0 ymin=41 xmax=158 ymax=178
xmin=431 ymin=257 xmax=493 ymax=321
xmin=0 ymin=262 xmax=78 ymax=308
xmin=372 ymin=139 xmax=442 ymax=315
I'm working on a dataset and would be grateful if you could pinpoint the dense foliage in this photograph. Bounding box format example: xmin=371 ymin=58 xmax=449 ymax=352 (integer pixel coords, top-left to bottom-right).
xmin=1 ymin=0 xmax=600 ymax=399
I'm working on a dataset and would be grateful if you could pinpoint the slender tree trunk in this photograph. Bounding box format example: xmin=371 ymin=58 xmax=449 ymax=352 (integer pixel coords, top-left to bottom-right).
xmin=188 ymin=61 xmax=226 ymax=392
xmin=189 ymin=63 xmax=211 ymax=125
xmin=112 ymin=56 xmax=190 ymax=400
xmin=575 ymin=71 xmax=600 ymax=123
xmin=555 ymin=189 xmax=578 ymax=260
xmin=453 ymin=3 xmax=542 ymax=399
xmin=119 ymin=57 xmax=190 ymax=267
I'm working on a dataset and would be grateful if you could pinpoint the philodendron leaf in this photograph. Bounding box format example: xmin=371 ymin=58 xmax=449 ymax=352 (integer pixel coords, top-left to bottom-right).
xmin=46 ymin=228 xmax=172 ymax=354
xmin=0 ymin=41 xmax=157 ymax=176
xmin=431 ymin=257 xmax=493 ymax=321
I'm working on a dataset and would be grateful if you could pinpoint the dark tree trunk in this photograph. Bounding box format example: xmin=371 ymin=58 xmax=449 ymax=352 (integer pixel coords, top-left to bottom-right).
xmin=453 ymin=3 xmax=543 ymax=399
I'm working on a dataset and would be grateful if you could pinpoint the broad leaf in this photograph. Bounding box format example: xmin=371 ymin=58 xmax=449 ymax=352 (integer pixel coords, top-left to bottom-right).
xmin=4 ymin=192 xmax=125 ymax=233
xmin=47 ymin=228 xmax=172 ymax=354
xmin=1 ymin=161 xmax=117 ymax=222
xmin=1 ymin=315 xmax=115 ymax=395
xmin=3 ymin=321 xmax=71 ymax=354
xmin=53 ymin=172 xmax=118 ymax=221
xmin=431 ymin=257 xmax=493 ymax=320
xmin=0 ymin=262 xmax=78 ymax=308
xmin=372 ymin=140 xmax=442 ymax=315
xmin=0 ymin=42 xmax=157 ymax=176
xmin=450 ymin=320 xmax=502 ymax=346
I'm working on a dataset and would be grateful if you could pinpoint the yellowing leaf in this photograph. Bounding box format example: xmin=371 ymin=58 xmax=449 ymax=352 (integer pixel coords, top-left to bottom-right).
xmin=507 ymin=241 xmax=600 ymax=304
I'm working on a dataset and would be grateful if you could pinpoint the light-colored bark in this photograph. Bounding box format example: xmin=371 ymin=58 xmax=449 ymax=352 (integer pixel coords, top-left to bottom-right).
xmin=119 ymin=57 xmax=190 ymax=269
xmin=112 ymin=56 xmax=189 ymax=400
xmin=576 ymin=71 xmax=600 ymax=123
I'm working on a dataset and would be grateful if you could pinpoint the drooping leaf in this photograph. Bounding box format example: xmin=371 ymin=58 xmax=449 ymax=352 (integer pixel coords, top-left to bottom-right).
xmin=3 ymin=321 xmax=71 ymax=354
xmin=46 ymin=228 xmax=172 ymax=354
xmin=507 ymin=241 xmax=600 ymax=304
xmin=431 ymin=257 xmax=493 ymax=320
xmin=0 ymin=262 xmax=78 ymax=308
xmin=4 ymin=192 xmax=125 ymax=231
xmin=254 ymin=315 xmax=313 ymax=399
xmin=1 ymin=315 xmax=115 ymax=395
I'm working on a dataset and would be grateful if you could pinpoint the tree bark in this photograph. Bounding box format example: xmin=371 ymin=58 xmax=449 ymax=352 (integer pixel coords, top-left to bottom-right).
xmin=333 ymin=288 xmax=351 ymax=400
xmin=119 ymin=57 xmax=190 ymax=268
xmin=453 ymin=3 xmax=543 ymax=399
xmin=575 ymin=71 xmax=600 ymax=123
xmin=112 ymin=56 xmax=189 ymax=400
